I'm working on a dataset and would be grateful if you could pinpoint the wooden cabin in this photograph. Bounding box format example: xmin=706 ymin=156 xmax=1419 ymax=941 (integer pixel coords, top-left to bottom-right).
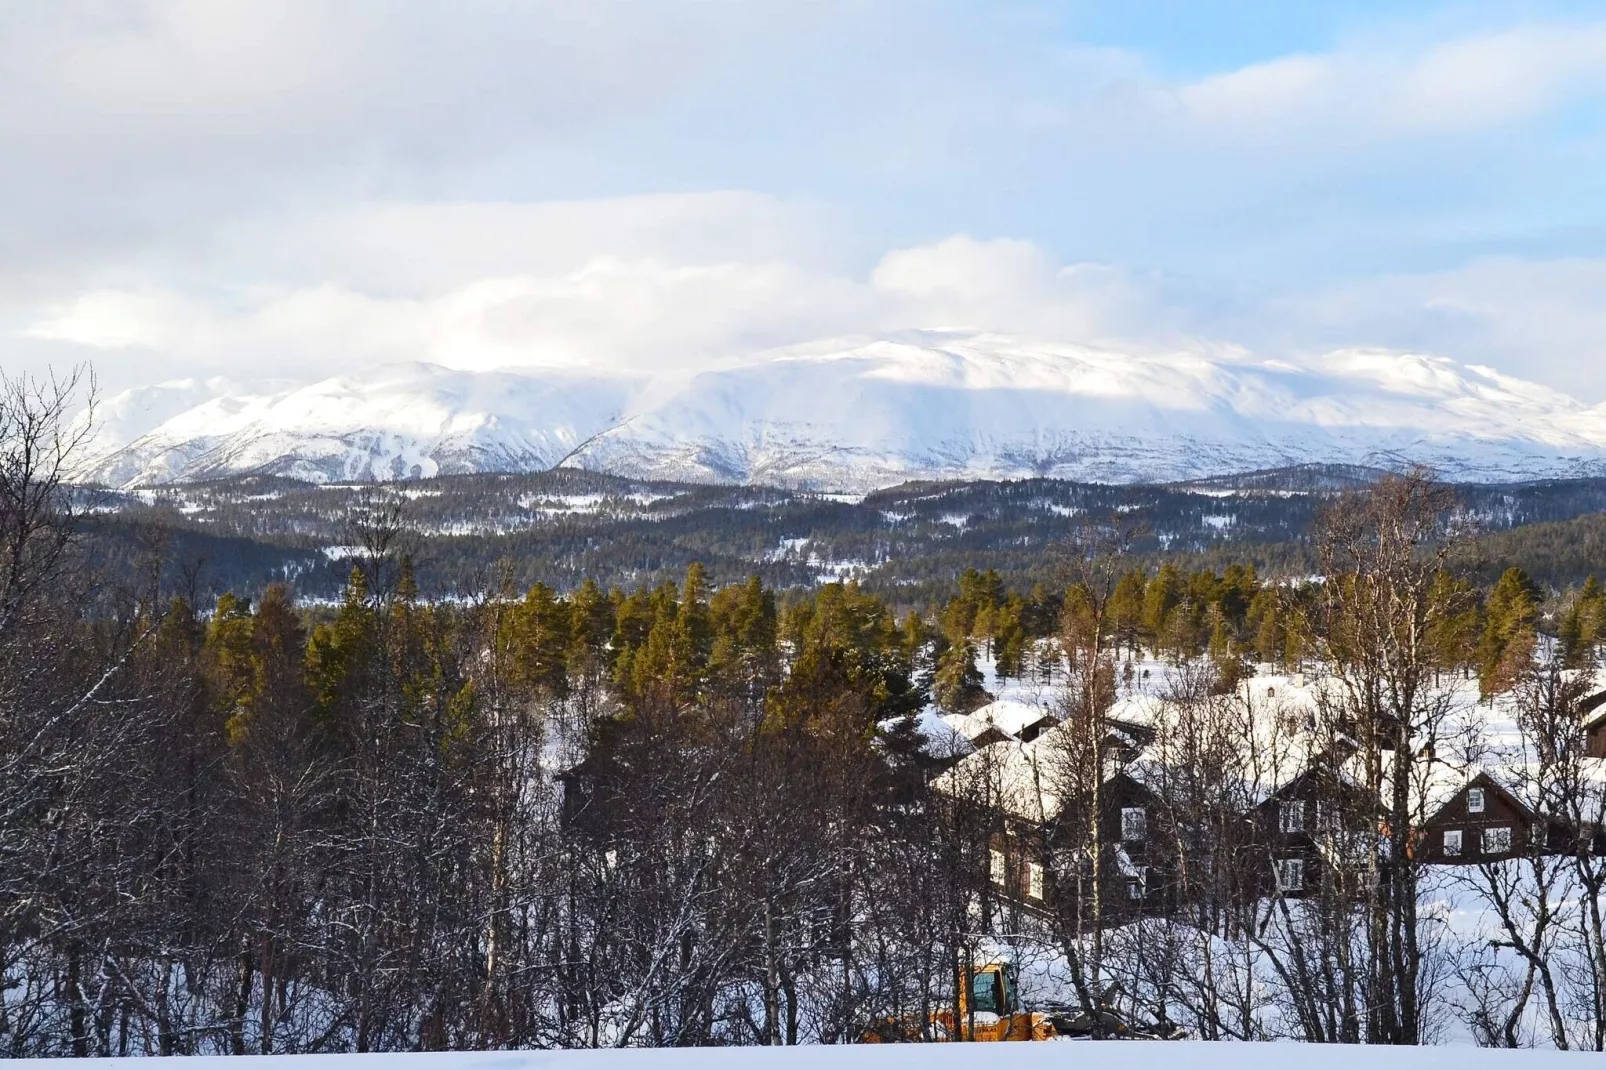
xmin=1246 ymin=759 xmax=1383 ymax=900
xmin=1583 ymin=691 xmax=1606 ymax=759
xmin=1418 ymin=772 xmax=1543 ymax=864
xmin=981 ymin=769 xmax=1179 ymax=925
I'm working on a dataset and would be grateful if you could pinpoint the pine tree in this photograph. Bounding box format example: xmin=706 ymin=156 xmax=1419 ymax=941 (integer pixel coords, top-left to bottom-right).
xmin=1562 ymin=574 xmax=1605 ymax=668
xmin=1141 ymin=563 xmax=1182 ymax=651
xmin=991 ymin=596 xmax=1027 ymax=680
xmin=509 ymin=581 xmax=571 ymax=699
xmin=567 ymin=578 xmax=616 ymax=673
xmin=708 ymin=574 xmax=779 ymax=705
xmin=1478 ymin=566 xmax=1542 ymax=698
xmin=303 ymin=566 xmax=376 ymax=749
xmin=1426 ymin=570 xmax=1480 ymax=678
xmin=1247 ymin=587 xmax=1282 ymax=667
xmin=1108 ymin=570 xmax=1146 ymax=657
xmin=205 ymin=592 xmax=258 ymax=743
xmin=933 ymin=634 xmax=986 ymax=715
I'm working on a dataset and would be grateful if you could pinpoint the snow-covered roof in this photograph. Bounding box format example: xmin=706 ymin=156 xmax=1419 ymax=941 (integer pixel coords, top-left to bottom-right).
xmin=932 ymin=654 xmax=1606 ymax=832
xmin=907 ymin=710 xmax=978 ymax=758
xmin=941 ymin=698 xmax=1055 ymax=743
xmin=1476 ymin=759 xmax=1606 ymax=820
xmin=933 ymin=721 xmax=1077 ymax=823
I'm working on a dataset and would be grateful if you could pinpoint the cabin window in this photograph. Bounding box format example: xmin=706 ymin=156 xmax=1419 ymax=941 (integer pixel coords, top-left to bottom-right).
xmin=1281 ymin=800 xmax=1306 ymax=833
xmin=1314 ymin=800 xmax=1337 ymax=831
xmin=989 ymin=848 xmax=1005 ymax=885
xmin=1443 ymin=829 xmax=1463 ymax=856
xmin=1128 ymin=867 xmax=1148 ymax=899
xmin=1027 ymin=861 xmax=1045 ymax=901
xmin=1121 ymin=807 xmax=1147 ymax=842
xmin=1275 ymin=858 xmax=1305 ymax=893
xmin=1483 ymin=826 xmax=1512 ymax=854
xmin=1468 ymin=788 xmax=1486 ymax=814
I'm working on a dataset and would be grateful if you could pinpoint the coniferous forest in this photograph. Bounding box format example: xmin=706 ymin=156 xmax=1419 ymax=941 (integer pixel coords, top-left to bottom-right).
xmin=10 ymin=376 xmax=1606 ymax=1053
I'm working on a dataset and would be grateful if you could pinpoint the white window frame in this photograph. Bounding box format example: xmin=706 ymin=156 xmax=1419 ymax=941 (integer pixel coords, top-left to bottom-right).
xmin=1281 ymin=799 xmax=1306 ymax=834
xmin=990 ymin=848 xmax=1006 ymax=885
xmin=1314 ymin=799 xmax=1337 ymax=831
xmin=1482 ymin=826 xmax=1512 ymax=855
xmin=1121 ymin=807 xmax=1147 ymax=842
xmin=1275 ymin=857 xmax=1305 ymax=893
xmin=1467 ymin=787 xmax=1486 ymax=814
xmin=1442 ymin=829 xmax=1463 ymax=856
xmin=1027 ymin=861 xmax=1044 ymax=901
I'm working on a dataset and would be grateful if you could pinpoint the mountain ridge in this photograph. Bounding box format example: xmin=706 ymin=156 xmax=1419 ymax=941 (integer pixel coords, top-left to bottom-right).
xmin=76 ymin=332 xmax=1606 ymax=490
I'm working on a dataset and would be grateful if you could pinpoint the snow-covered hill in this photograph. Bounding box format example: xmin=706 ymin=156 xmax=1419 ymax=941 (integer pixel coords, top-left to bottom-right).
xmin=77 ymin=332 xmax=1606 ymax=489
xmin=81 ymin=363 xmax=639 ymax=486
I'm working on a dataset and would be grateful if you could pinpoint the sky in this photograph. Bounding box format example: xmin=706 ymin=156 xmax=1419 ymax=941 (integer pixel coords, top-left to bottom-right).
xmin=2 ymin=0 xmax=1604 ymax=400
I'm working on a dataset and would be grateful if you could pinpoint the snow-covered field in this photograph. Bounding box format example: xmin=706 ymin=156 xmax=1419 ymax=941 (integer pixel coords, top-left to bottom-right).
xmin=6 ymin=1041 xmax=1588 ymax=1068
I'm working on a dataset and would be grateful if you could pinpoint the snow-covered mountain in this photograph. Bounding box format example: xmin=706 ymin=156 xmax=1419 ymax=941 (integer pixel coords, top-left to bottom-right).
xmin=76 ymin=332 xmax=1606 ymax=490
xmin=81 ymin=363 xmax=639 ymax=486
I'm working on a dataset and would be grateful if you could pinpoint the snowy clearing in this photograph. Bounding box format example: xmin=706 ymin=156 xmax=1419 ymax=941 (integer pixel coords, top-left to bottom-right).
xmin=8 ymin=1042 xmax=1587 ymax=1069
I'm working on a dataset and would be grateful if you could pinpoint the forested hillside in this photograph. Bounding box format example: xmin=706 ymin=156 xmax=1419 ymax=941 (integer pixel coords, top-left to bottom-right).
xmin=78 ymin=465 xmax=1606 ymax=608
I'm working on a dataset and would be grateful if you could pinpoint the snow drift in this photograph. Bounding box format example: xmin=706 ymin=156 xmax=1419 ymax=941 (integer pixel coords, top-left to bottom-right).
xmin=27 ymin=1041 xmax=1585 ymax=1066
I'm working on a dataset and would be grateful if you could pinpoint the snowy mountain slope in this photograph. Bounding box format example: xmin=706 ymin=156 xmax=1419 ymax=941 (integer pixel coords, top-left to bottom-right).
xmin=82 ymin=363 xmax=639 ymax=486
xmin=77 ymin=332 xmax=1606 ymax=489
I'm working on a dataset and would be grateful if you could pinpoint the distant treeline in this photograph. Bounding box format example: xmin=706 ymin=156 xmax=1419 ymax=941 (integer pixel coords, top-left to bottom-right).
xmin=77 ymin=466 xmax=1606 ymax=607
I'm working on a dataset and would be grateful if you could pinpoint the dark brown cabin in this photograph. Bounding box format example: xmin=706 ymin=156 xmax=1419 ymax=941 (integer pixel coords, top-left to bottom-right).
xmin=1582 ymin=692 xmax=1606 ymax=759
xmin=984 ymin=771 xmax=1178 ymax=925
xmin=1418 ymin=772 xmax=1542 ymax=864
xmin=1247 ymin=760 xmax=1382 ymax=900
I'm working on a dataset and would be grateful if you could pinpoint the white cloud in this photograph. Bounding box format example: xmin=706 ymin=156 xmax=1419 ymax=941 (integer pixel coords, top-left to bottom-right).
xmin=1395 ymin=24 xmax=1606 ymax=130
xmin=0 ymin=0 xmax=850 ymax=282
xmin=18 ymin=199 xmax=1606 ymax=406
xmin=1258 ymin=257 xmax=1606 ymax=401
xmin=14 ymin=197 xmax=1175 ymax=385
xmin=1175 ymin=55 xmax=1339 ymax=128
xmin=1169 ymin=22 xmax=1606 ymax=143
xmin=211 ymin=192 xmax=848 ymax=295
xmin=26 ymin=290 xmax=178 ymax=350
xmin=873 ymin=236 xmax=1051 ymax=301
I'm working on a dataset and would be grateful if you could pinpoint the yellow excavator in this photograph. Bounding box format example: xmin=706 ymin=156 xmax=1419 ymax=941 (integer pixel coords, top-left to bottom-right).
xmin=864 ymin=962 xmax=1058 ymax=1042
xmin=864 ymin=962 xmax=1176 ymax=1043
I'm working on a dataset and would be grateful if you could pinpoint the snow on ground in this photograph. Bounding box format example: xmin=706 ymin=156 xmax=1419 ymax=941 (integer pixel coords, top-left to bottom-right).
xmin=762 ymin=537 xmax=873 ymax=585
xmin=22 ymin=1042 xmax=1586 ymax=1068
xmin=912 ymin=648 xmax=1606 ymax=1049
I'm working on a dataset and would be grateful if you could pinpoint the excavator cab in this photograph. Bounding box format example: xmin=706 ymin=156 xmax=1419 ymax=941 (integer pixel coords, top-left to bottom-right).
xmin=966 ymin=963 xmax=1017 ymax=1017
xmin=949 ymin=962 xmax=1054 ymax=1042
